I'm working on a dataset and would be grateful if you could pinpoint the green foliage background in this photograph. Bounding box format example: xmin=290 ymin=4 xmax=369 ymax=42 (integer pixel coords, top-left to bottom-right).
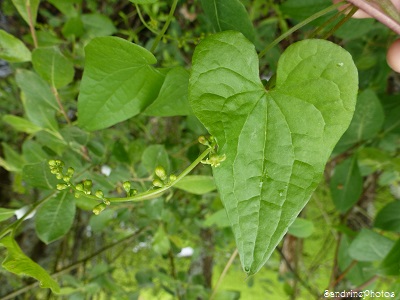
xmin=0 ymin=0 xmax=400 ymax=299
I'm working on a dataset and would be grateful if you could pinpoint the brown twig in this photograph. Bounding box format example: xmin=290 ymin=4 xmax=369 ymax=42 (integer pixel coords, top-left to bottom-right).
xmin=331 ymin=260 xmax=358 ymax=288
xmin=51 ymin=86 xmax=71 ymax=125
xmin=26 ymin=0 xmax=38 ymax=48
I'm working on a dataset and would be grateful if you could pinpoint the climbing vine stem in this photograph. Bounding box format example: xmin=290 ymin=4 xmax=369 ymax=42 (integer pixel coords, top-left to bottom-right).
xmin=258 ymin=1 xmax=345 ymax=59
xmin=150 ymin=0 xmax=178 ymax=52
xmin=108 ymin=147 xmax=211 ymax=203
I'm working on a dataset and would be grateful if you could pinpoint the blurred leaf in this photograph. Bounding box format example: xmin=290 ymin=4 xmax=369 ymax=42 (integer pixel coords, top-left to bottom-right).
xmin=357 ymin=147 xmax=393 ymax=175
xmin=35 ymin=192 xmax=76 ymax=244
xmin=36 ymin=131 xmax=67 ymax=156
xmin=15 ymin=70 xmax=59 ymax=131
xmin=214 ymin=290 xmax=240 ymax=300
xmin=11 ymin=0 xmax=39 ymax=25
xmin=78 ymin=36 xmax=164 ymax=130
xmin=348 ymin=229 xmax=394 ymax=261
xmin=288 ymin=218 xmax=314 ymax=238
xmin=200 ymin=0 xmax=255 ymax=41
xmin=112 ymin=140 xmax=130 ymax=163
xmin=3 ymin=115 xmax=42 ymax=134
xmin=22 ymin=140 xmax=48 ymax=163
xmin=144 ymin=67 xmax=191 ymax=116
xmin=32 ymin=47 xmax=75 ymax=88
xmin=81 ymin=14 xmax=117 ymax=37
xmin=203 ymin=209 xmax=230 ymax=228
xmin=143 ymin=198 xmax=164 ymax=221
xmin=22 ymin=162 xmax=58 ymax=189
xmin=0 ymin=142 xmax=25 ymax=172
xmin=374 ymin=201 xmax=400 ymax=232
xmin=379 ymin=239 xmax=400 ymax=276
xmin=334 ymin=19 xmax=376 ymax=40
xmin=280 ymin=0 xmax=329 ymax=22
xmin=0 ymin=235 xmax=60 ymax=293
xmin=0 ymin=29 xmax=31 ymax=62
xmin=62 ymin=17 xmax=85 ymax=38
xmin=152 ymin=225 xmax=170 ymax=255
xmin=384 ymin=106 xmax=400 ymax=134
xmin=48 ymin=0 xmax=78 ymax=17
xmin=330 ymin=157 xmax=363 ymax=213
xmin=89 ymin=210 xmax=115 ymax=233
xmin=335 ymin=89 xmax=384 ymax=153
xmin=135 ymin=270 xmax=153 ymax=286
xmin=0 ymin=208 xmax=15 ymax=222
xmin=338 ymin=235 xmax=374 ymax=285
xmin=61 ymin=126 xmax=90 ymax=146
xmin=129 ymin=0 xmax=157 ymax=3
xmin=174 ymin=175 xmax=216 ymax=195
xmin=75 ymin=194 xmax=99 ymax=211
xmin=141 ymin=144 xmax=170 ymax=174
xmin=35 ymin=30 xmax=63 ymax=47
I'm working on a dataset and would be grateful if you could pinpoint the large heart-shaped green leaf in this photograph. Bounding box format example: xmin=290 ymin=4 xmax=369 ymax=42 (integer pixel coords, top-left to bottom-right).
xmin=189 ymin=31 xmax=358 ymax=275
xmin=78 ymin=36 xmax=164 ymax=131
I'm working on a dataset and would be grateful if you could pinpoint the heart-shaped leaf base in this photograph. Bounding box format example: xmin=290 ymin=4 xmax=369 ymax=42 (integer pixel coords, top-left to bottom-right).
xmin=189 ymin=31 xmax=358 ymax=275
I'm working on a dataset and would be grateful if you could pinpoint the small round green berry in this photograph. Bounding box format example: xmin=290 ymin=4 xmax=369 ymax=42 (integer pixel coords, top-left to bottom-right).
xmin=129 ymin=189 xmax=138 ymax=196
xmin=93 ymin=203 xmax=107 ymax=215
xmin=83 ymin=180 xmax=92 ymax=189
xmin=95 ymin=190 xmax=104 ymax=199
xmin=63 ymin=176 xmax=71 ymax=183
xmin=48 ymin=160 xmax=57 ymax=167
xmin=75 ymin=183 xmax=84 ymax=191
xmin=56 ymin=173 xmax=63 ymax=180
xmin=57 ymin=183 xmax=69 ymax=191
xmin=198 ymin=136 xmax=208 ymax=146
xmin=66 ymin=167 xmax=75 ymax=176
xmin=152 ymin=179 xmax=163 ymax=188
xmin=123 ymin=181 xmax=131 ymax=194
xmin=155 ymin=166 xmax=167 ymax=181
xmin=169 ymin=174 xmax=177 ymax=182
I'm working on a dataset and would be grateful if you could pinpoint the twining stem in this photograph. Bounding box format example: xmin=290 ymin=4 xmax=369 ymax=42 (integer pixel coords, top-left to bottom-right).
xmin=108 ymin=147 xmax=211 ymax=203
xmin=67 ymin=147 xmax=212 ymax=204
xmin=258 ymin=1 xmax=345 ymax=59
xmin=26 ymin=0 xmax=38 ymax=48
xmin=51 ymin=86 xmax=71 ymax=125
xmin=150 ymin=0 xmax=178 ymax=52
xmin=135 ymin=4 xmax=159 ymax=34
xmin=308 ymin=6 xmax=349 ymax=39
xmin=209 ymin=248 xmax=238 ymax=300
xmin=322 ymin=5 xmax=358 ymax=39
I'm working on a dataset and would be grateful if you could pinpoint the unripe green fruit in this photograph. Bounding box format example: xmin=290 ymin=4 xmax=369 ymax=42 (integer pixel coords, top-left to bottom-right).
xmin=155 ymin=166 xmax=167 ymax=180
xmin=123 ymin=181 xmax=131 ymax=194
xmin=152 ymin=179 xmax=163 ymax=188
xmin=93 ymin=203 xmax=107 ymax=215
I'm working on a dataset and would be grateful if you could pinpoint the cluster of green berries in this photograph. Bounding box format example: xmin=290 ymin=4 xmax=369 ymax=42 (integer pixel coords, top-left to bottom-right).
xmin=49 ymin=160 xmax=75 ymax=191
xmin=152 ymin=166 xmax=176 ymax=188
xmin=198 ymin=135 xmax=216 ymax=148
xmin=48 ymin=159 xmax=110 ymax=215
xmin=122 ymin=181 xmax=138 ymax=197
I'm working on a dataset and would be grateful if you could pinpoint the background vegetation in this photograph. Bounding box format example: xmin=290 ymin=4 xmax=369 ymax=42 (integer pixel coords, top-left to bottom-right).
xmin=0 ymin=0 xmax=400 ymax=299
